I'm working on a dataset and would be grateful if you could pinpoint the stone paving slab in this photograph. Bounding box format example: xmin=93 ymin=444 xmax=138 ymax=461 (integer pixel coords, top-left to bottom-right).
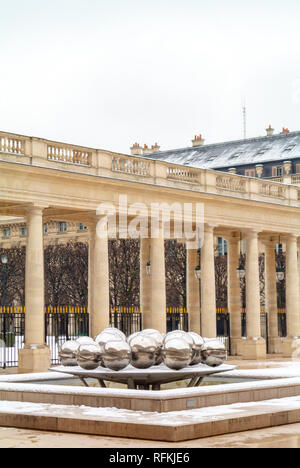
xmin=1 ymin=396 xmax=300 ymax=442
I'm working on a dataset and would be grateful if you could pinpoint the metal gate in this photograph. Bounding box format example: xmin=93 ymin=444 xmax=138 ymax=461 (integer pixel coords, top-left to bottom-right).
xmin=0 ymin=309 xmax=25 ymax=368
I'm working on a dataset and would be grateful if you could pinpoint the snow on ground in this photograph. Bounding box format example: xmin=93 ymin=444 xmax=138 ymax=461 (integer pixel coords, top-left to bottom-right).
xmin=1 ymin=395 xmax=300 ymax=426
xmin=218 ymin=362 xmax=300 ymax=380
xmin=0 ymin=376 xmax=300 ymax=400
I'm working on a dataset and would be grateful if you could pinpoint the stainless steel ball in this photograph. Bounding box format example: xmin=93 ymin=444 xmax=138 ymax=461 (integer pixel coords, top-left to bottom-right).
xmin=141 ymin=330 xmax=164 ymax=365
xmin=201 ymin=339 xmax=227 ymax=367
xmin=130 ymin=335 xmax=157 ymax=369
xmin=163 ymin=330 xmax=186 ymax=344
xmin=102 ymin=340 xmax=132 ymax=371
xmin=76 ymin=343 xmax=102 ymax=370
xmin=59 ymin=341 xmax=79 ymax=367
xmin=127 ymin=332 xmax=141 ymax=345
xmin=101 ymin=327 xmax=126 ymax=342
xmin=164 ymin=331 xmax=194 ymax=348
xmin=188 ymin=332 xmax=205 ymax=366
xmin=76 ymin=336 xmax=95 ymax=346
xmin=162 ymin=337 xmax=193 ymax=370
xmin=95 ymin=332 xmax=122 ymax=351
xmin=142 ymin=329 xmax=164 ymax=346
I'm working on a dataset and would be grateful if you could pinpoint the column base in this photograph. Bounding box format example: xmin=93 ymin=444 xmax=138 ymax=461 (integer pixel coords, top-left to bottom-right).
xmin=241 ymin=338 xmax=266 ymax=360
xmin=18 ymin=345 xmax=51 ymax=374
xmin=268 ymin=336 xmax=283 ymax=355
xmin=230 ymin=338 xmax=243 ymax=356
xmin=282 ymin=337 xmax=300 ymax=358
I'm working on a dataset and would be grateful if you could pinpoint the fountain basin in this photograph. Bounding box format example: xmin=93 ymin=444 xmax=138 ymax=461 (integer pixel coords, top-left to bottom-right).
xmin=52 ymin=363 xmax=236 ymax=389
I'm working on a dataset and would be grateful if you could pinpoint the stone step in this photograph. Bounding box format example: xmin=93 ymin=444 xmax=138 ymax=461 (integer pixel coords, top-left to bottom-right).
xmin=1 ymin=396 xmax=300 ymax=442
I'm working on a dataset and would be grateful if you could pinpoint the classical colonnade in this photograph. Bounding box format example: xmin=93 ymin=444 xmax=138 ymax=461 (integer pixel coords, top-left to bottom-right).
xmin=18 ymin=205 xmax=300 ymax=372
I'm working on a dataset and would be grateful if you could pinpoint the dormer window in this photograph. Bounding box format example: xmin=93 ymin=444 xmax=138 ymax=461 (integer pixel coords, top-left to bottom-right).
xmin=231 ymin=152 xmax=244 ymax=159
xmin=283 ymin=144 xmax=296 ymax=153
xmin=272 ymin=166 xmax=283 ymax=177
xmin=255 ymin=148 xmax=269 ymax=156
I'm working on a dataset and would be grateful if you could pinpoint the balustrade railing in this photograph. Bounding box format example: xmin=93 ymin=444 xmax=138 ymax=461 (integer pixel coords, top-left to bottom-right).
xmin=167 ymin=167 xmax=200 ymax=183
xmin=216 ymin=175 xmax=246 ymax=193
xmin=112 ymin=156 xmax=150 ymax=176
xmin=0 ymin=136 xmax=24 ymax=155
xmin=47 ymin=145 xmax=90 ymax=166
xmin=259 ymin=182 xmax=286 ymax=198
xmin=292 ymin=175 xmax=300 ymax=185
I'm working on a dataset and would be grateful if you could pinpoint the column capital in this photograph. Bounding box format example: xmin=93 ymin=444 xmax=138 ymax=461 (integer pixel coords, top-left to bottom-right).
xmin=286 ymin=233 xmax=299 ymax=242
xmin=245 ymin=229 xmax=261 ymax=239
xmin=26 ymin=204 xmax=48 ymax=215
xmin=226 ymin=233 xmax=240 ymax=244
xmin=263 ymin=237 xmax=277 ymax=248
xmin=204 ymin=223 xmax=218 ymax=234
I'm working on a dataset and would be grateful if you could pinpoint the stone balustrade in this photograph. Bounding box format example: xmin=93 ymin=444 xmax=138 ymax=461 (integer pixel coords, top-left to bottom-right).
xmin=1 ymin=130 xmax=300 ymax=207
xmin=47 ymin=144 xmax=90 ymax=166
xmin=216 ymin=175 xmax=246 ymax=193
xmin=166 ymin=166 xmax=200 ymax=183
xmin=112 ymin=156 xmax=150 ymax=176
xmin=0 ymin=135 xmax=24 ymax=155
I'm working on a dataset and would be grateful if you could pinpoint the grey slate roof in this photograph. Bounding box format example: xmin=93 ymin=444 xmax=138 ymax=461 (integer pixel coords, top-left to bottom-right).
xmin=146 ymin=131 xmax=300 ymax=169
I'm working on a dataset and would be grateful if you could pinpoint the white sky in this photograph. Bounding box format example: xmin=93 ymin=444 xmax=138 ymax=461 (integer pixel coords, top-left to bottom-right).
xmin=0 ymin=0 xmax=300 ymax=154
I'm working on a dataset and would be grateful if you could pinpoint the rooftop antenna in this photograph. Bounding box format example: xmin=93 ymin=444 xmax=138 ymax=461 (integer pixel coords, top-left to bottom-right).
xmin=242 ymin=101 xmax=247 ymax=140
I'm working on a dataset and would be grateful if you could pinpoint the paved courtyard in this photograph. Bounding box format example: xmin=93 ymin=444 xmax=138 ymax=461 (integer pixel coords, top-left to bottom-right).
xmin=1 ymin=423 xmax=300 ymax=448
xmin=1 ymin=357 xmax=300 ymax=448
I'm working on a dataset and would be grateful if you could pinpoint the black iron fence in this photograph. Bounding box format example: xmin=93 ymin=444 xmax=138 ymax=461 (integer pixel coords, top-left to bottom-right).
xmin=45 ymin=307 xmax=89 ymax=364
xmin=166 ymin=308 xmax=189 ymax=333
xmin=0 ymin=307 xmax=25 ymax=369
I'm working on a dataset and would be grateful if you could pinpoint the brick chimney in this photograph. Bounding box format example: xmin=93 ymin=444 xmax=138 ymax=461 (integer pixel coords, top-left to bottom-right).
xmin=142 ymin=144 xmax=153 ymax=155
xmin=266 ymin=125 xmax=274 ymax=136
xmin=192 ymin=134 xmax=205 ymax=147
xmin=281 ymin=127 xmax=290 ymax=134
xmin=130 ymin=143 xmax=143 ymax=156
xmin=151 ymin=142 xmax=160 ymax=153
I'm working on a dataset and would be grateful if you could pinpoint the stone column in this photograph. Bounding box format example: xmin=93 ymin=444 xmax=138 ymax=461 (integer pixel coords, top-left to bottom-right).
xmin=150 ymin=223 xmax=166 ymax=334
xmin=88 ymin=224 xmax=95 ymax=328
xmin=19 ymin=206 xmax=51 ymax=373
xmin=241 ymin=230 xmax=266 ymax=360
xmin=140 ymin=237 xmax=151 ymax=330
xmin=265 ymin=239 xmax=281 ymax=354
xmin=227 ymin=235 xmax=242 ymax=355
xmin=201 ymin=225 xmax=217 ymax=338
xmin=186 ymin=247 xmax=201 ymax=334
xmin=282 ymin=234 xmax=300 ymax=357
xmin=90 ymin=216 xmax=110 ymax=338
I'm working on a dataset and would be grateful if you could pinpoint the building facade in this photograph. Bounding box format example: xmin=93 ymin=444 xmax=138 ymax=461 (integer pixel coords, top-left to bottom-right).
xmin=1 ymin=130 xmax=300 ymax=372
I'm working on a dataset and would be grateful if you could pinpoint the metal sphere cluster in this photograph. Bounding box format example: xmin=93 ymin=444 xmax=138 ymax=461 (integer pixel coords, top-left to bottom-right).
xmin=59 ymin=328 xmax=227 ymax=371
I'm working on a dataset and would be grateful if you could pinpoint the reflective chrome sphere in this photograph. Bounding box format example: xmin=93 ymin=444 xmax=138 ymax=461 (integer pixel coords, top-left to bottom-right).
xmin=59 ymin=341 xmax=79 ymax=366
xmin=127 ymin=332 xmax=141 ymax=345
xmin=76 ymin=336 xmax=95 ymax=346
xmin=188 ymin=332 xmax=205 ymax=365
xmin=141 ymin=330 xmax=164 ymax=364
xmin=77 ymin=343 xmax=102 ymax=370
xmin=162 ymin=337 xmax=193 ymax=370
xmin=164 ymin=330 xmax=186 ymax=343
xmin=201 ymin=339 xmax=227 ymax=367
xmin=142 ymin=329 xmax=164 ymax=346
xmin=164 ymin=331 xmax=194 ymax=349
xmin=95 ymin=332 xmax=121 ymax=351
xmin=130 ymin=335 xmax=157 ymax=369
xmin=102 ymin=340 xmax=131 ymax=371
xmin=101 ymin=327 xmax=126 ymax=342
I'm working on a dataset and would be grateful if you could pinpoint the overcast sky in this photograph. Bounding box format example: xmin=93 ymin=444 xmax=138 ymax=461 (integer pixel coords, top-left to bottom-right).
xmin=1 ymin=0 xmax=300 ymax=154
